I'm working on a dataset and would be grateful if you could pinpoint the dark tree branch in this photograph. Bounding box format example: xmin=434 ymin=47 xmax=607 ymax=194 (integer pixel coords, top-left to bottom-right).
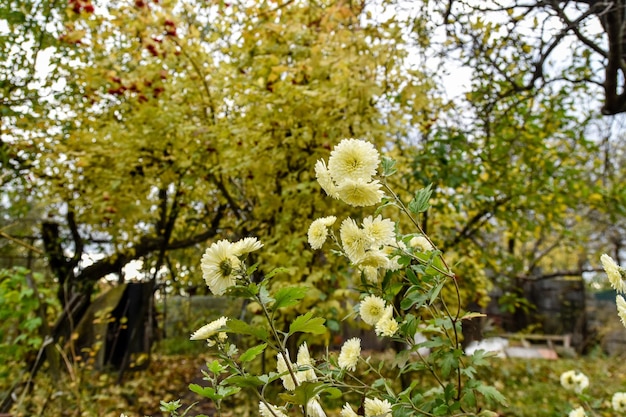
xmin=443 ymin=196 xmax=511 ymax=250
xmin=77 ymin=203 xmax=227 ymax=285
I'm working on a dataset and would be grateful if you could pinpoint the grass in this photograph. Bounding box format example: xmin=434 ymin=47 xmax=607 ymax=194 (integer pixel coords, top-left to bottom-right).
xmin=477 ymin=354 xmax=626 ymax=416
xmin=9 ymin=346 xmax=626 ymax=416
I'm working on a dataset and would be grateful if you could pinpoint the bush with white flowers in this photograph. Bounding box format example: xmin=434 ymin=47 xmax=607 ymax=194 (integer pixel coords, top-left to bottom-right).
xmin=172 ymin=139 xmax=506 ymax=417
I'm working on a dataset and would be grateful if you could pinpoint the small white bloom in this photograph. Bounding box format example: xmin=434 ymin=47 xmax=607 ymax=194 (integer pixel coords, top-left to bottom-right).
xmin=340 ymin=217 xmax=369 ymax=264
xmin=201 ymin=240 xmax=242 ymax=295
xmin=308 ymin=216 xmax=337 ymax=250
xmin=190 ymin=316 xmax=228 ymax=341
xmin=327 ymin=138 xmax=380 ymax=181
xmin=617 ymin=295 xmax=626 ymax=328
xmin=340 ymin=403 xmax=360 ymax=417
xmin=259 ymin=402 xmax=288 ymax=417
xmin=307 ymin=399 xmax=327 ymax=417
xmin=601 ymin=254 xmax=626 ymax=292
xmin=612 ymin=392 xmax=626 ymax=412
xmin=374 ymin=306 xmax=398 ymax=337
xmin=338 ymin=337 xmax=361 ymax=372
xmin=364 ymin=397 xmax=392 ymax=417
xmin=357 ymin=250 xmax=391 ymax=270
xmin=233 ymin=236 xmax=263 ymax=255
xmin=297 ymin=342 xmax=317 ymax=382
xmin=359 ymin=295 xmax=387 ymax=326
xmin=362 ymin=215 xmax=396 ymax=247
xmin=336 ymin=178 xmax=384 ymax=207
xmin=361 ymin=266 xmax=379 ymax=283
xmin=568 ymin=406 xmax=586 ymax=417
xmin=409 ymin=235 xmax=434 ymax=252
xmin=277 ymin=351 xmax=297 ymax=391
xmin=315 ymin=159 xmax=340 ymax=199
xmin=560 ymin=370 xmax=588 ymax=393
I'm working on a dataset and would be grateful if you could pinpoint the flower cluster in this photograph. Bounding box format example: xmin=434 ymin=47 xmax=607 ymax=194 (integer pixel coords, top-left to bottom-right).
xmin=560 ymin=370 xmax=589 ymax=394
xmin=359 ymin=295 xmax=398 ymax=337
xmin=184 ymin=138 xmax=502 ymax=417
xmin=600 ymin=254 xmax=626 ymax=327
xmin=560 ymin=370 xmax=626 ymax=415
xmin=315 ymin=138 xmax=384 ymax=207
xmin=308 ymin=214 xmax=402 ymax=283
xmin=201 ymin=237 xmax=263 ymax=295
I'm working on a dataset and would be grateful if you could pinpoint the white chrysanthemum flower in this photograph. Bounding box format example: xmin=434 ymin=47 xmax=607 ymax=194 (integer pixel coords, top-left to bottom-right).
xmin=190 ymin=316 xmax=228 ymax=341
xmin=601 ymin=254 xmax=626 ymax=293
xmin=409 ymin=235 xmax=434 ymax=252
xmin=560 ymin=370 xmax=589 ymax=393
xmin=340 ymin=218 xmax=369 ymax=263
xmin=357 ymin=250 xmax=391 ymax=270
xmin=338 ymin=337 xmax=361 ymax=372
xmin=201 ymin=240 xmax=242 ymax=295
xmin=315 ymin=159 xmax=340 ymax=199
xmin=233 ymin=236 xmax=263 ymax=255
xmin=340 ymin=403 xmax=360 ymax=417
xmin=277 ymin=351 xmax=297 ymax=391
xmin=575 ymin=373 xmax=589 ymax=393
xmin=259 ymin=402 xmax=288 ymax=417
xmin=328 ymin=138 xmax=380 ymax=181
xmin=307 ymin=399 xmax=327 ymax=417
xmin=375 ymin=306 xmax=398 ymax=337
xmin=617 ymin=295 xmax=626 ymax=327
xmin=336 ymin=178 xmax=384 ymax=207
xmin=568 ymin=406 xmax=586 ymax=417
xmin=297 ymin=342 xmax=317 ymax=382
xmin=308 ymin=216 xmax=337 ymax=250
xmin=560 ymin=370 xmax=577 ymax=391
xmin=361 ymin=266 xmax=379 ymax=283
xmin=363 ymin=397 xmax=392 ymax=417
xmin=612 ymin=392 xmax=626 ymax=412
xmin=359 ymin=295 xmax=387 ymax=326
xmin=362 ymin=215 xmax=395 ymax=247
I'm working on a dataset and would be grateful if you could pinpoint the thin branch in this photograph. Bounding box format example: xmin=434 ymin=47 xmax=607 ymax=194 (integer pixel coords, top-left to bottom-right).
xmin=0 ymin=230 xmax=44 ymax=254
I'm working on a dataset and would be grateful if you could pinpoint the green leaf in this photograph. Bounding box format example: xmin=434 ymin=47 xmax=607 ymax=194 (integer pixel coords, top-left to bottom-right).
xmin=475 ymin=384 xmax=508 ymax=406
xmin=207 ymin=360 xmax=226 ymax=375
xmin=381 ymin=156 xmax=397 ymax=176
xmin=265 ymin=267 xmax=290 ymax=279
xmin=428 ymin=279 xmax=446 ymax=305
xmin=216 ymin=385 xmax=241 ymax=398
xmin=258 ymin=284 xmax=274 ymax=305
xmin=239 ymin=343 xmax=267 ymax=363
xmin=189 ymin=384 xmax=218 ymax=400
xmin=279 ymin=381 xmax=325 ymax=406
xmin=288 ymin=311 xmax=326 ymax=336
xmin=226 ymin=319 xmax=269 ymax=340
xmin=160 ymin=399 xmax=182 ymax=412
xmin=408 ymin=184 xmax=433 ymax=214
xmin=401 ymin=286 xmax=429 ymax=310
xmin=440 ymin=349 xmax=461 ymax=378
xmin=273 ymin=286 xmax=309 ymax=310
